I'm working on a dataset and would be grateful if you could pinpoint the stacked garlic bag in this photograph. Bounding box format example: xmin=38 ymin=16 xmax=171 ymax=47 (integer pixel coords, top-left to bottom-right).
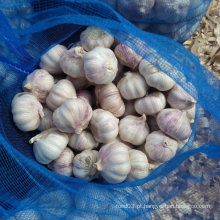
xmin=11 ymin=26 xmax=196 ymax=183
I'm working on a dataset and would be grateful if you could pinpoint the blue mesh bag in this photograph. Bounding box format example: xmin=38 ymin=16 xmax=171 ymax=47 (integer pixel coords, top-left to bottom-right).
xmin=0 ymin=0 xmax=220 ymax=219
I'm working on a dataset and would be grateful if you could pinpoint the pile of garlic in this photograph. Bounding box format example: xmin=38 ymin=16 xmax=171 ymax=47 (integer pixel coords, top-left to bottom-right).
xmin=11 ymin=26 xmax=196 ymax=184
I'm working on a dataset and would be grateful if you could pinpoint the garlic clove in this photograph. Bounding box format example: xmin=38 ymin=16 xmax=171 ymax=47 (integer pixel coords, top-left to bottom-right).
xmin=38 ymin=106 xmax=54 ymax=131
xmin=76 ymin=89 xmax=93 ymax=106
xmin=66 ymin=75 xmax=91 ymax=90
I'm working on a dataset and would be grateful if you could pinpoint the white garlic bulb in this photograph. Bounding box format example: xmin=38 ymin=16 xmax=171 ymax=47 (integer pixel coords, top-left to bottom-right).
xmin=38 ymin=106 xmax=54 ymax=131
xmin=69 ymin=131 xmax=98 ymax=151
xmin=134 ymin=92 xmax=166 ymax=115
xmin=73 ymin=150 xmax=99 ymax=181
xmin=29 ymin=128 xmax=69 ymax=164
xmin=11 ymin=92 xmax=44 ymax=131
xmin=22 ymin=69 xmax=54 ymax=103
xmin=40 ymin=44 xmax=67 ymax=74
xmin=167 ymin=84 xmax=196 ymax=110
xmin=84 ymin=47 xmax=118 ymax=84
xmin=123 ymin=101 xmax=137 ymax=116
xmin=145 ymin=131 xmax=178 ymax=163
xmin=185 ymin=105 xmax=196 ymax=123
xmin=53 ymin=98 xmax=92 ymax=134
xmin=139 ymin=59 xmax=175 ymax=91
xmin=147 ymin=116 xmax=160 ymax=132
xmin=60 ymin=46 xmax=86 ymax=78
xmin=156 ymin=108 xmax=192 ymax=141
xmin=126 ymin=149 xmax=149 ymax=182
xmin=46 ymin=79 xmax=77 ymax=110
xmin=95 ymin=142 xmax=131 ymax=183
xmin=77 ymin=89 xmax=93 ymax=106
xmin=119 ymin=114 xmax=149 ymax=145
xmin=114 ymin=43 xmax=142 ymax=69
xmin=66 ymin=75 xmax=91 ymax=90
xmin=95 ymin=83 xmax=125 ymax=117
xmin=80 ymin=26 xmax=114 ymax=51
xmin=117 ymin=72 xmax=148 ymax=100
xmin=48 ymin=147 xmax=74 ymax=176
xmin=90 ymin=109 xmax=119 ymax=143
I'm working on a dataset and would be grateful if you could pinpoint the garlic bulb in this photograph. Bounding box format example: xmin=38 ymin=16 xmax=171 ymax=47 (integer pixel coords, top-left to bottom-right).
xmin=77 ymin=90 xmax=93 ymax=106
xmin=69 ymin=131 xmax=98 ymax=151
xmin=30 ymin=128 xmax=69 ymax=164
xmin=40 ymin=44 xmax=67 ymax=74
xmin=53 ymin=98 xmax=92 ymax=134
xmin=95 ymin=83 xmax=125 ymax=117
xmin=22 ymin=69 xmax=54 ymax=103
xmin=139 ymin=59 xmax=175 ymax=91
xmin=114 ymin=43 xmax=142 ymax=69
xmin=66 ymin=75 xmax=91 ymax=90
xmin=48 ymin=147 xmax=74 ymax=176
xmin=84 ymin=47 xmax=118 ymax=84
xmin=147 ymin=116 xmax=160 ymax=132
xmin=46 ymin=79 xmax=77 ymax=110
xmin=156 ymin=108 xmax=192 ymax=141
xmin=185 ymin=105 xmax=196 ymax=123
xmin=119 ymin=114 xmax=149 ymax=145
xmin=126 ymin=149 xmax=149 ymax=182
xmin=167 ymin=84 xmax=196 ymax=110
xmin=60 ymin=46 xmax=86 ymax=78
xmin=90 ymin=109 xmax=119 ymax=143
xmin=73 ymin=150 xmax=99 ymax=181
xmin=38 ymin=106 xmax=54 ymax=131
xmin=80 ymin=26 xmax=114 ymax=51
xmin=95 ymin=142 xmax=131 ymax=183
xmin=123 ymin=101 xmax=137 ymax=116
xmin=117 ymin=72 xmax=148 ymax=100
xmin=11 ymin=92 xmax=44 ymax=131
xmin=134 ymin=92 xmax=166 ymax=115
xmin=145 ymin=131 xmax=178 ymax=163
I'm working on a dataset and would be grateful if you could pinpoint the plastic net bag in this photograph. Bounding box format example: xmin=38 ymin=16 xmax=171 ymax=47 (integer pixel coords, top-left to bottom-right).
xmin=0 ymin=0 xmax=219 ymax=219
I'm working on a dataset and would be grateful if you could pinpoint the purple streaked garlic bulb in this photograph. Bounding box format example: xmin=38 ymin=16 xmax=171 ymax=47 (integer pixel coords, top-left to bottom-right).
xmin=66 ymin=75 xmax=91 ymax=90
xmin=84 ymin=47 xmax=118 ymax=84
xmin=22 ymin=69 xmax=54 ymax=103
xmin=77 ymin=89 xmax=93 ymax=106
xmin=95 ymin=83 xmax=125 ymax=117
xmin=123 ymin=100 xmax=137 ymax=116
xmin=185 ymin=105 xmax=196 ymax=123
xmin=40 ymin=44 xmax=67 ymax=74
xmin=38 ymin=106 xmax=54 ymax=131
xmin=147 ymin=115 xmax=160 ymax=132
xmin=156 ymin=108 xmax=192 ymax=141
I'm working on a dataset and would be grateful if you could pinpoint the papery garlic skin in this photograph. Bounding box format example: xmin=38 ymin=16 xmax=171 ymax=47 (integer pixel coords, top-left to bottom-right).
xmin=84 ymin=47 xmax=118 ymax=84
xmin=69 ymin=131 xmax=98 ymax=151
xmin=90 ymin=109 xmax=119 ymax=143
xmin=134 ymin=92 xmax=166 ymax=115
xmin=117 ymin=72 xmax=148 ymax=100
xmin=46 ymin=79 xmax=77 ymax=110
xmin=114 ymin=43 xmax=142 ymax=69
xmin=80 ymin=26 xmax=114 ymax=51
xmin=73 ymin=150 xmax=99 ymax=181
xmin=95 ymin=83 xmax=125 ymax=117
xmin=119 ymin=114 xmax=149 ymax=145
xmin=40 ymin=44 xmax=67 ymax=74
xmin=156 ymin=108 xmax=192 ymax=141
xmin=60 ymin=46 xmax=86 ymax=78
xmin=139 ymin=59 xmax=175 ymax=91
xmin=123 ymin=101 xmax=137 ymax=116
xmin=185 ymin=105 xmax=196 ymax=123
xmin=30 ymin=128 xmax=69 ymax=164
xmin=11 ymin=92 xmax=44 ymax=131
xmin=77 ymin=90 xmax=93 ymax=106
xmin=126 ymin=149 xmax=149 ymax=181
xmin=66 ymin=75 xmax=91 ymax=90
xmin=22 ymin=69 xmax=54 ymax=103
xmin=95 ymin=142 xmax=131 ymax=183
xmin=38 ymin=107 xmax=54 ymax=131
xmin=145 ymin=131 xmax=178 ymax=163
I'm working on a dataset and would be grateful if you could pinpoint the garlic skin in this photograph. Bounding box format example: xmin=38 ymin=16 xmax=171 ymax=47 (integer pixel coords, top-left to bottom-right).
xmin=156 ymin=108 xmax=192 ymax=141
xmin=11 ymin=92 xmax=44 ymax=131
xmin=38 ymin=106 xmax=54 ymax=131
xmin=84 ymin=47 xmax=118 ymax=84
xmin=134 ymin=92 xmax=166 ymax=115
xmin=60 ymin=46 xmax=86 ymax=78
xmin=40 ymin=44 xmax=67 ymax=74
xmin=53 ymin=98 xmax=92 ymax=134
xmin=123 ymin=101 xmax=137 ymax=116
xmin=90 ymin=109 xmax=119 ymax=143
xmin=147 ymin=116 xmax=160 ymax=132
xmin=66 ymin=75 xmax=91 ymax=90
xmin=95 ymin=142 xmax=131 ymax=184
xmin=29 ymin=128 xmax=69 ymax=164
xmin=126 ymin=149 xmax=149 ymax=182
xmin=95 ymin=83 xmax=125 ymax=117
xmin=48 ymin=147 xmax=74 ymax=176
xmin=119 ymin=114 xmax=149 ymax=145
xmin=77 ymin=90 xmax=93 ymax=106
xmin=185 ymin=105 xmax=196 ymax=123
xmin=69 ymin=131 xmax=98 ymax=151
xmin=80 ymin=26 xmax=114 ymax=51
xmin=46 ymin=79 xmax=77 ymax=110
xmin=22 ymin=69 xmax=54 ymax=103
xmin=117 ymin=72 xmax=148 ymax=100
xmin=73 ymin=150 xmax=99 ymax=181
xmin=139 ymin=59 xmax=175 ymax=91
xmin=167 ymin=84 xmax=196 ymax=110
